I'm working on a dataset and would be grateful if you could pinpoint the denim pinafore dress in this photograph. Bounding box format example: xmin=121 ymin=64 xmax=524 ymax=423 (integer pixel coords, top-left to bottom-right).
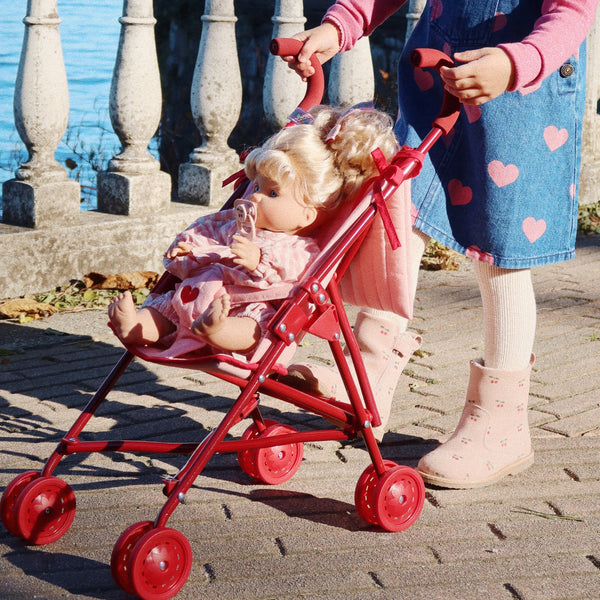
xmin=396 ymin=0 xmax=586 ymax=269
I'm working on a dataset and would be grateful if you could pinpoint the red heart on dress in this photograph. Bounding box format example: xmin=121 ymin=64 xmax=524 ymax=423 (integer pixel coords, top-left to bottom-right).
xmin=448 ymin=179 xmax=473 ymax=206
xmin=414 ymin=67 xmax=434 ymax=91
xmin=180 ymin=285 xmax=199 ymax=304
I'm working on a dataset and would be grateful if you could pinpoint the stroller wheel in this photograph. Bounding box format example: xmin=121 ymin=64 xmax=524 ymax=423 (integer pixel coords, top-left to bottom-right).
xmin=374 ymin=466 xmax=425 ymax=532
xmin=129 ymin=527 xmax=193 ymax=600
xmin=238 ymin=419 xmax=280 ymax=480
xmin=1 ymin=470 xmax=40 ymax=537
xmin=354 ymin=460 xmax=398 ymax=526
xmin=111 ymin=520 xmax=154 ymax=594
xmin=251 ymin=423 xmax=304 ymax=485
xmin=15 ymin=476 xmax=76 ymax=545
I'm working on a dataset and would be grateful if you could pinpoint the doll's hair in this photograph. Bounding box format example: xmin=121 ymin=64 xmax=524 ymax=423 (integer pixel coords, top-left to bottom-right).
xmin=244 ymin=105 xmax=399 ymax=210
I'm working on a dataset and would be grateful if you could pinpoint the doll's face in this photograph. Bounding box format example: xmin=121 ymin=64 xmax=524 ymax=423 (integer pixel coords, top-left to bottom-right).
xmin=249 ymin=173 xmax=318 ymax=235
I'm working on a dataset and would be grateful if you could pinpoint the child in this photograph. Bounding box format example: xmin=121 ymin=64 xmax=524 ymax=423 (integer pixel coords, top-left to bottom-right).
xmin=108 ymin=105 xmax=399 ymax=357
xmin=283 ymin=0 xmax=598 ymax=487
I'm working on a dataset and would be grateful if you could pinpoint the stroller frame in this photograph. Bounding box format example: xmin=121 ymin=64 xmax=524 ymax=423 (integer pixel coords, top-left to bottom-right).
xmin=1 ymin=41 xmax=461 ymax=600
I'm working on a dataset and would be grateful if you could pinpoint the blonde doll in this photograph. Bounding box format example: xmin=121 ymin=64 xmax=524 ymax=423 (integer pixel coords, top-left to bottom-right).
xmin=108 ymin=105 xmax=399 ymax=357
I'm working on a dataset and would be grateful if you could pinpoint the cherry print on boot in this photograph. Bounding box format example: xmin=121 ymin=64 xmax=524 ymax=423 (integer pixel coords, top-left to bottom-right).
xmin=417 ymin=355 xmax=535 ymax=489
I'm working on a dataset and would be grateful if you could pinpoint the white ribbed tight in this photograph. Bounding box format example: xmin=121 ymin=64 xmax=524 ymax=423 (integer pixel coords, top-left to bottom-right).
xmin=370 ymin=228 xmax=536 ymax=371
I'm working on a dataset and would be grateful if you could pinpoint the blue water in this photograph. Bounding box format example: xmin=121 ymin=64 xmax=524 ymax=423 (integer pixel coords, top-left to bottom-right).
xmin=0 ymin=0 xmax=158 ymax=210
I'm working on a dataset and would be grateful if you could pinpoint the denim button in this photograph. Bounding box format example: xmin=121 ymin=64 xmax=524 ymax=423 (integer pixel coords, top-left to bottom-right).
xmin=560 ymin=63 xmax=574 ymax=78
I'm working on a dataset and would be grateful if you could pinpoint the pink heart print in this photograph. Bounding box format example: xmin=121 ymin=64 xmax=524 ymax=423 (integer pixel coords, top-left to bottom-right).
xmin=488 ymin=160 xmax=519 ymax=187
xmin=464 ymin=104 xmax=481 ymax=123
xmin=431 ymin=0 xmax=443 ymax=20
xmin=522 ymin=217 xmax=547 ymax=243
xmin=448 ymin=179 xmax=472 ymax=206
xmin=544 ymin=125 xmax=569 ymax=152
xmin=493 ymin=12 xmax=507 ymax=31
xmin=414 ymin=67 xmax=434 ymax=91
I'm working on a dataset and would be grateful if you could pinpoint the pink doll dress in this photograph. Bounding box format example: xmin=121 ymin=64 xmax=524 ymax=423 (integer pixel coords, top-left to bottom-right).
xmin=143 ymin=209 xmax=320 ymax=358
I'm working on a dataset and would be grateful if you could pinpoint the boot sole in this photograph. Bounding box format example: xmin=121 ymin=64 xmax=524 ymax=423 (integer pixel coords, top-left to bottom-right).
xmin=418 ymin=451 xmax=535 ymax=489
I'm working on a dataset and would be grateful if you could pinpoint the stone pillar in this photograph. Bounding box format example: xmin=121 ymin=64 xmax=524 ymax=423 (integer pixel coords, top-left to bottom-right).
xmin=2 ymin=0 xmax=79 ymax=229
xmin=97 ymin=0 xmax=170 ymax=216
xmin=405 ymin=0 xmax=426 ymax=43
xmin=263 ymin=0 xmax=306 ymax=128
xmin=328 ymin=36 xmax=374 ymax=107
xmin=579 ymin=10 xmax=600 ymax=206
xmin=178 ymin=0 xmax=242 ymax=207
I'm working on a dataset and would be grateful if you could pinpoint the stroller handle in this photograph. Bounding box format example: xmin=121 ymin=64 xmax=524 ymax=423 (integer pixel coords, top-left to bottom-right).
xmin=270 ymin=38 xmax=325 ymax=111
xmin=410 ymin=48 xmax=462 ymax=136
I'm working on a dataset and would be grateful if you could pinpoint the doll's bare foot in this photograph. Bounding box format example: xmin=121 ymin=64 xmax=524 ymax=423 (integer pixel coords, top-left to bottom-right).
xmin=108 ymin=292 xmax=140 ymax=342
xmin=191 ymin=294 xmax=260 ymax=352
xmin=108 ymin=291 xmax=166 ymax=345
xmin=191 ymin=294 xmax=231 ymax=341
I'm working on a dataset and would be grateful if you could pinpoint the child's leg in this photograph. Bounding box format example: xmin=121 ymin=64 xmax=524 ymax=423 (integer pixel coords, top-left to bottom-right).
xmin=417 ymin=262 xmax=536 ymax=488
xmin=285 ymin=228 xmax=430 ymax=440
xmin=476 ymin=262 xmax=536 ymax=370
xmin=108 ymin=291 xmax=175 ymax=345
xmin=191 ymin=294 xmax=260 ymax=352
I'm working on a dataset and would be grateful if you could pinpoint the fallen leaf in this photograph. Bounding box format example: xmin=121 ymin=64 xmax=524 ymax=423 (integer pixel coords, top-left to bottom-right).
xmin=83 ymin=271 xmax=159 ymax=290
xmin=0 ymin=298 xmax=59 ymax=320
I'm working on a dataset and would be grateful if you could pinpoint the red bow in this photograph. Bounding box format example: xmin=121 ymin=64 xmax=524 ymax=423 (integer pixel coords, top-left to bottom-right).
xmin=370 ymin=147 xmax=425 ymax=250
xmin=222 ymin=150 xmax=252 ymax=189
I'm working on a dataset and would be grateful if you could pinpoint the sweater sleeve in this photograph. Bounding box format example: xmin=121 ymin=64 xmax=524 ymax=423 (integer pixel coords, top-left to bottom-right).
xmin=323 ymin=0 xmax=406 ymax=52
xmin=499 ymin=0 xmax=598 ymax=94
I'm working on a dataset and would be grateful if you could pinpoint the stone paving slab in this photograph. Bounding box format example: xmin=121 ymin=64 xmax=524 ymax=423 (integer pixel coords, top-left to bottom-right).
xmin=1 ymin=235 xmax=600 ymax=599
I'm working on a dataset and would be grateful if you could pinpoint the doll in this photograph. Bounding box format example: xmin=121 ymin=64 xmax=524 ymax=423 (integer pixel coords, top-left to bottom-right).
xmin=108 ymin=104 xmax=399 ymax=357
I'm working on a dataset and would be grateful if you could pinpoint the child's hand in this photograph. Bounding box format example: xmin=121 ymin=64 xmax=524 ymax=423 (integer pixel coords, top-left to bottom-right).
xmin=165 ymin=241 xmax=193 ymax=259
xmin=440 ymin=47 xmax=515 ymax=105
xmin=230 ymin=234 xmax=261 ymax=272
xmin=281 ymin=23 xmax=341 ymax=81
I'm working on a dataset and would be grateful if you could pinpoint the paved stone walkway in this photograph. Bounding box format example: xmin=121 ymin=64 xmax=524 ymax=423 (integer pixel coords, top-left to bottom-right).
xmin=1 ymin=235 xmax=599 ymax=600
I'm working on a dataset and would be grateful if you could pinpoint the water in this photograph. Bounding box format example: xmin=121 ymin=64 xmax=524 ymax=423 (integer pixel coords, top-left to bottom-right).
xmin=0 ymin=0 xmax=157 ymax=210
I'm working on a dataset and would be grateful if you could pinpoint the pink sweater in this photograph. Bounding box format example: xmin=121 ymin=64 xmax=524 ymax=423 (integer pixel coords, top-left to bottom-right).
xmin=324 ymin=0 xmax=598 ymax=93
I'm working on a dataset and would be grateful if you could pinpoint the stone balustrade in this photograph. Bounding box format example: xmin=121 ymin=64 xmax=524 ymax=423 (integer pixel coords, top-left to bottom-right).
xmin=1 ymin=0 xmax=599 ymax=298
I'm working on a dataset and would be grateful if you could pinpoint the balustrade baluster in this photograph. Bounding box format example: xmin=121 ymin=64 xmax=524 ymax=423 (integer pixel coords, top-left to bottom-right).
xmin=263 ymin=0 xmax=306 ymax=129
xmin=405 ymin=0 xmax=426 ymax=42
xmin=2 ymin=0 xmax=79 ymax=228
xmin=178 ymin=0 xmax=242 ymax=207
xmin=329 ymin=37 xmax=375 ymax=107
xmin=97 ymin=0 xmax=170 ymax=216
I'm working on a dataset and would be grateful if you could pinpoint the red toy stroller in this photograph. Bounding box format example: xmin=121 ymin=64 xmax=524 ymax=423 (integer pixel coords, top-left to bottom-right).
xmin=1 ymin=40 xmax=461 ymax=600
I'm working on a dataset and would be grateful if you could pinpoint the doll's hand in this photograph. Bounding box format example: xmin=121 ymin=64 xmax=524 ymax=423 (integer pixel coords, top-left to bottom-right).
xmin=281 ymin=23 xmax=341 ymax=81
xmin=165 ymin=241 xmax=193 ymax=259
xmin=440 ymin=47 xmax=515 ymax=105
xmin=230 ymin=234 xmax=261 ymax=272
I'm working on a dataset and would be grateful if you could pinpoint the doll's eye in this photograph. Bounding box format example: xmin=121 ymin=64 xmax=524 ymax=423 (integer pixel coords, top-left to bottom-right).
xmin=253 ymin=183 xmax=259 ymax=192
xmin=269 ymin=190 xmax=278 ymax=197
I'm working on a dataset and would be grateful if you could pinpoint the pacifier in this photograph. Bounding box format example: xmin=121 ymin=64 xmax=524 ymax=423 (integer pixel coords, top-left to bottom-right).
xmin=233 ymin=198 xmax=257 ymax=241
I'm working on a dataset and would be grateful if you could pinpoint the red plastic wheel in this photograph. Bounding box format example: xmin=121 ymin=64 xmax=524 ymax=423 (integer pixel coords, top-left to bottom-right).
xmin=15 ymin=476 xmax=76 ymax=545
xmin=111 ymin=520 xmax=154 ymax=594
xmin=373 ymin=466 xmax=425 ymax=532
xmin=252 ymin=424 xmax=304 ymax=485
xmin=0 ymin=471 xmax=40 ymax=537
xmin=237 ymin=419 xmax=279 ymax=479
xmin=354 ymin=460 xmax=397 ymax=526
xmin=129 ymin=527 xmax=193 ymax=600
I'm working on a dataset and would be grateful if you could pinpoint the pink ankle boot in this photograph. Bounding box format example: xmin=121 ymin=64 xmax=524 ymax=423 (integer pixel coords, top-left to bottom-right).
xmin=417 ymin=355 xmax=535 ymax=488
xmin=287 ymin=309 xmax=422 ymax=440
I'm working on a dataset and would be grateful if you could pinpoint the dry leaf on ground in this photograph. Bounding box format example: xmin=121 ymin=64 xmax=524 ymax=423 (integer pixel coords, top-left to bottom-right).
xmin=0 ymin=298 xmax=59 ymax=320
xmin=83 ymin=271 xmax=159 ymax=290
